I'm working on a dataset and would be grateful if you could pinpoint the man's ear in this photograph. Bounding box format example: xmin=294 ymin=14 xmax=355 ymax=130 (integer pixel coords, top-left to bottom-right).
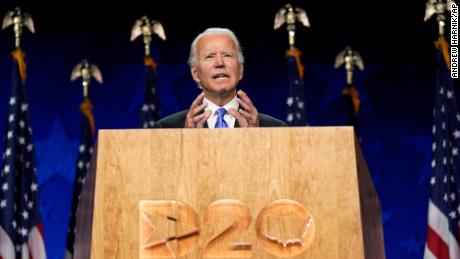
xmin=191 ymin=67 xmax=201 ymax=83
xmin=238 ymin=64 xmax=244 ymax=80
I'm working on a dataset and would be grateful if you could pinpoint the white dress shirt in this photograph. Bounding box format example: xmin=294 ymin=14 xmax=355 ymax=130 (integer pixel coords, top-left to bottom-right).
xmin=203 ymin=96 xmax=239 ymax=128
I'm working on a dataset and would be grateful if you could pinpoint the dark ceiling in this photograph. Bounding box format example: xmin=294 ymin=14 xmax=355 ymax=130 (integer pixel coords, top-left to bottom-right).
xmin=0 ymin=0 xmax=444 ymax=62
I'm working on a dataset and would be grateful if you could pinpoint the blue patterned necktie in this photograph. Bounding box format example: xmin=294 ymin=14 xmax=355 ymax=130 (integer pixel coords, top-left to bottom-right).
xmin=215 ymin=108 xmax=229 ymax=128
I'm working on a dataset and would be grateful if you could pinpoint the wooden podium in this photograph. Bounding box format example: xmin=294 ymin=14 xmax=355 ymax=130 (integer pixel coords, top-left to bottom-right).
xmin=74 ymin=127 xmax=385 ymax=259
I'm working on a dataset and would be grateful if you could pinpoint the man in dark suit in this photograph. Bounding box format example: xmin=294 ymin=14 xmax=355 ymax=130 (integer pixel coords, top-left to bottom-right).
xmin=154 ymin=27 xmax=285 ymax=128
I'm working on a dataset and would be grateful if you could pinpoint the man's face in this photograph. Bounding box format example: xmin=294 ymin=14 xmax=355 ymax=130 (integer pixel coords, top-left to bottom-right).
xmin=191 ymin=34 xmax=244 ymax=95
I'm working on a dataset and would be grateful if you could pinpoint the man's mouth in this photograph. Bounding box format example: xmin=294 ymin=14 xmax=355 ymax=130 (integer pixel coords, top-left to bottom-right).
xmin=212 ymin=73 xmax=230 ymax=80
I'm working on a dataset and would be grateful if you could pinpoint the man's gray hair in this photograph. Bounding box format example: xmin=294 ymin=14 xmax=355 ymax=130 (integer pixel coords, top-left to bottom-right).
xmin=188 ymin=28 xmax=245 ymax=67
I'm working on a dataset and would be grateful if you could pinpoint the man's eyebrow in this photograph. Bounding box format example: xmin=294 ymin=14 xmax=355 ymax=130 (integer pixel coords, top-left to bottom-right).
xmin=202 ymin=51 xmax=216 ymax=56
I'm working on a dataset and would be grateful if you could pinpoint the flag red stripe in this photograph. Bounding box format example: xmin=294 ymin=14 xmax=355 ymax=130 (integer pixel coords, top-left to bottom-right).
xmin=37 ymin=224 xmax=45 ymax=238
xmin=427 ymin=225 xmax=450 ymax=259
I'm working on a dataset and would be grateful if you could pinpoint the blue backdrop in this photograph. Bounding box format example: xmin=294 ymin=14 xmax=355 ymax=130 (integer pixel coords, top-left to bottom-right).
xmin=0 ymin=1 xmax=457 ymax=258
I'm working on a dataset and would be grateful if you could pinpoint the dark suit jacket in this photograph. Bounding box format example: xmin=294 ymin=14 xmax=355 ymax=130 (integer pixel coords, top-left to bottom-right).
xmin=153 ymin=110 xmax=286 ymax=128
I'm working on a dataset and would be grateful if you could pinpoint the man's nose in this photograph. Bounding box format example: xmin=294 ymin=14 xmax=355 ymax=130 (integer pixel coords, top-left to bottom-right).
xmin=214 ymin=55 xmax=225 ymax=67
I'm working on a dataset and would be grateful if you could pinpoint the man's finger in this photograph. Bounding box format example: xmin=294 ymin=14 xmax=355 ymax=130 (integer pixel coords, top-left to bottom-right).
xmin=190 ymin=92 xmax=205 ymax=108
xmin=185 ymin=93 xmax=206 ymax=128
xmin=186 ymin=93 xmax=206 ymax=121
xmin=237 ymin=98 xmax=255 ymax=114
xmin=228 ymin=108 xmax=248 ymax=127
xmin=236 ymin=90 xmax=260 ymax=127
xmin=237 ymin=90 xmax=257 ymax=115
xmin=239 ymin=109 xmax=259 ymax=126
xmin=237 ymin=90 xmax=253 ymax=105
xmin=191 ymin=102 xmax=208 ymax=117
xmin=186 ymin=108 xmax=210 ymax=128
xmin=196 ymin=110 xmax=212 ymax=128
xmin=238 ymin=108 xmax=252 ymax=120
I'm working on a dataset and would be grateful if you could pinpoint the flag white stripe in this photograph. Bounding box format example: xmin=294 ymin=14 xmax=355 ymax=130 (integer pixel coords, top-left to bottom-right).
xmin=428 ymin=201 xmax=450 ymax=245
xmin=21 ymin=243 xmax=29 ymax=259
xmin=424 ymin=244 xmax=437 ymax=259
xmin=449 ymin=233 xmax=460 ymax=259
xmin=0 ymin=226 xmax=15 ymax=259
xmin=28 ymin=226 xmax=46 ymax=259
xmin=427 ymin=200 xmax=460 ymax=259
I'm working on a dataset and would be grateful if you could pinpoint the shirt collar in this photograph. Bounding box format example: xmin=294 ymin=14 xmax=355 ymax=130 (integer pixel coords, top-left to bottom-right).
xmin=203 ymin=95 xmax=239 ymax=113
xmin=203 ymin=95 xmax=239 ymax=128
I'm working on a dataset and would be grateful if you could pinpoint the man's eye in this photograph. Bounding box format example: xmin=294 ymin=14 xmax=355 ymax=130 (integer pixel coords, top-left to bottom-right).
xmin=224 ymin=54 xmax=232 ymax=58
xmin=205 ymin=55 xmax=213 ymax=60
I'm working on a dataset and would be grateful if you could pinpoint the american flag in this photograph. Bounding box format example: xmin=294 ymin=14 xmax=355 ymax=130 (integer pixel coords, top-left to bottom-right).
xmin=0 ymin=50 xmax=46 ymax=258
xmin=140 ymin=56 xmax=161 ymax=128
xmin=65 ymin=98 xmax=94 ymax=259
xmin=424 ymin=38 xmax=460 ymax=259
xmin=285 ymin=48 xmax=307 ymax=126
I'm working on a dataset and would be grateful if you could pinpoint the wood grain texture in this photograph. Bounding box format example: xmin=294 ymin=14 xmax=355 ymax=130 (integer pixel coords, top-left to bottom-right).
xmin=82 ymin=127 xmax=384 ymax=259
